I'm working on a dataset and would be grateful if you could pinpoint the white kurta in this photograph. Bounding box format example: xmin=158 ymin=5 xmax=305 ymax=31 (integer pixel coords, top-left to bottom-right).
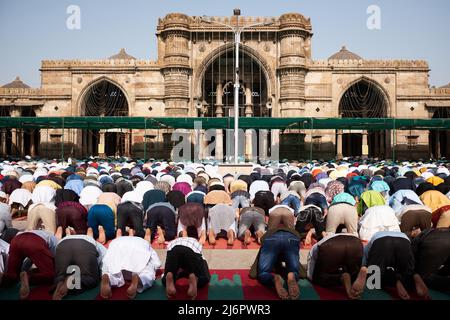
xmin=102 ymin=236 xmax=161 ymax=292
xmin=359 ymin=205 xmax=400 ymax=241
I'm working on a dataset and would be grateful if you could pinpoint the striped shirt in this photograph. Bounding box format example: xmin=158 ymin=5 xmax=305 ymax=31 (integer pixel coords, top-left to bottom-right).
xmin=167 ymin=237 xmax=203 ymax=255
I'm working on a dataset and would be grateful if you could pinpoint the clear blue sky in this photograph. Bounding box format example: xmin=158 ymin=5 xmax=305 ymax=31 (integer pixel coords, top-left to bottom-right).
xmin=0 ymin=0 xmax=449 ymax=87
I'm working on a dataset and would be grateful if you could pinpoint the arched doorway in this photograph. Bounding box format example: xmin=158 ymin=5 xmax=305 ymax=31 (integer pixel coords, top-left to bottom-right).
xmin=338 ymin=79 xmax=390 ymax=158
xmin=200 ymin=48 xmax=271 ymax=161
xmin=81 ymin=80 xmax=129 ymax=157
xmin=430 ymin=108 xmax=450 ymax=159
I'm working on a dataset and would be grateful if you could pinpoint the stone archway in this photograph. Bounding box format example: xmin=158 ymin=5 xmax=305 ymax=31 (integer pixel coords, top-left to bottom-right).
xmin=197 ymin=46 xmax=272 ymax=162
xmin=337 ymin=78 xmax=390 ymax=158
xmin=79 ymin=78 xmax=130 ymax=157
xmin=195 ymin=43 xmax=276 ymax=105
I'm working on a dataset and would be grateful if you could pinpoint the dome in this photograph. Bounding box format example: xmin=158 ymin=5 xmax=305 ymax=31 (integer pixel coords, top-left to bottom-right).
xmin=440 ymin=83 xmax=450 ymax=89
xmin=1 ymin=76 xmax=31 ymax=89
xmin=108 ymin=48 xmax=135 ymax=60
xmin=328 ymin=46 xmax=363 ymax=60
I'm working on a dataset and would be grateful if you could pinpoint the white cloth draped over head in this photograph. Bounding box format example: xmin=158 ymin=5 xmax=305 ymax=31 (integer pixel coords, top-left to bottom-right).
xmin=101 ymin=236 xmax=161 ymax=275
xmin=160 ymin=174 xmax=176 ymax=187
xmin=249 ymin=180 xmax=270 ymax=200
xmin=79 ymin=185 xmax=102 ymax=207
xmin=121 ymin=190 xmax=143 ymax=204
xmin=176 ymin=174 xmax=193 ymax=185
xmin=359 ymin=205 xmax=400 ymax=241
xmin=31 ymin=185 xmax=56 ymax=204
xmin=19 ymin=174 xmax=34 ymax=184
xmin=135 ymin=181 xmax=154 ymax=199
xmin=8 ymin=188 xmax=32 ymax=207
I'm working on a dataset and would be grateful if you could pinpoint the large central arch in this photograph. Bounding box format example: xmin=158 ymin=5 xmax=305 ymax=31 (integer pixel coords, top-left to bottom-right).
xmin=338 ymin=78 xmax=390 ymax=158
xmin=195 ymin=43 xmax=276 ymax=102
xmin=79 ymin=78 xmax=130 ymax=157
xmin=197 ymin=44 xmax=274 ymax=161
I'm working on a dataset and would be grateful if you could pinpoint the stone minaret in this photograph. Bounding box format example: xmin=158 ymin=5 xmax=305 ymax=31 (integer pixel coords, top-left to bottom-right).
xmin=158 ymin=13 xmax=192 ymax=116
xmin=278 ymin=13 xmax=312 ymax=117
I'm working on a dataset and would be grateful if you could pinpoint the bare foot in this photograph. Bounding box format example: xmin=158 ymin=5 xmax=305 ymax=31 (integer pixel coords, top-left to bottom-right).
xmin=157 ymin=226 xmax=165 ymax=244
xmin=165 ymin=272 xmax=177 ymax=298
xmin=98 ymin=226 xmax=106 ymax=244
xmin=274 ymin=274 xmax=289 ymax=300
xmin=243 ymin=230 xmax=251 ymax=245
xmin=413 ymin=274 xmax=429 ymax=299
xmin=396 ymin=280 xmax=410 ymax=300
xmin=199 ymin=232 xmax=206 ymax=245
xmin=127 ymin=274 xmax=139 ymax=299
xmin=65 ymin=227 xmax=71 ymax=237
xmin=227 ymin=229 xmax=235 ymax=246
xmin=208 ymin=230 xmax=216 ymax=245
xmin=128 ymin=228 xmax=135 ymax=237
xmin=100 ymin=274 xmax=112 ymax=299
xmin=144 ymin=228 xmax=151 ymax=243
xmin=55 ymin=226 xmax=63 ymax=240
xmin=187 ymin=273 xmax=198 ymax=300
xmin=87 ymin=227 xmax=94 ymax=238
xmin=19 ymin=271 xmax=30 ymax=300
xmin=256 ymin=231 xmax=264 ymax=245
xmin=116 ymin=228 xmax=122 ymax=238
xmin=341 ymin=273 xmax=357 ymax=300
xmin=53 ymin=279 xmax=68 ymax=300
xmin=350 ymin=267 xmax=368 ymax=299
xmin=287 ymin=272 xmax=299 ymax=300
xmin=181 ymin=230 xmax=188 ymax=237
xmin=304 ymin=229 xmax=313 ymax=247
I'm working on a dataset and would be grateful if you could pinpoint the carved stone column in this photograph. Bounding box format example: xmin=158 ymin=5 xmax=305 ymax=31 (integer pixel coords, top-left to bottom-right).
xmin=245 ymin=87 xmax=254 ymax=161
xmin=362 ymin=130 xmax=369 ymax=158
xmin=336 ymin=130 xmax=343 ymax=159
xmin=1 ymin=129 xmax=6 ymax=156
xmin=215 ymin=103 xmax=224 ymax=162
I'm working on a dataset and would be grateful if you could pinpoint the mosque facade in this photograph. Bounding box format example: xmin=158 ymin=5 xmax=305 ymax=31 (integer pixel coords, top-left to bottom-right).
xmin=1 ymin=12 xmax=450 ymax=161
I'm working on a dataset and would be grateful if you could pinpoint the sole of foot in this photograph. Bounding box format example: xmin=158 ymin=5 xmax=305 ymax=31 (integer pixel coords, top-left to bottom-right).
xmin=341 ymin=273 xmax=356 ymax=300
xmin=53 ymin=280 xmax=68 ymax=300
xmin=157 ymin=227 xmax=165 ymax=244
xmin=208 ymin=232 xmax=216 ymax=245
xmin=19 ymin=271 xmax=30 ymax=300
xmin=187 ymin=274 xmax=198 ymax=300
xmin=98 ymin=226 xmax=106 ymax=244
xmin=100 ymin=274 xmax=112 ymax=299
xmin=165 ymin=272 xmax=177 ymax=298
xmin=244 ymin=230 xmax=251 ymax=245
xmin=413 ymin=274 xmax=429 ymax=299
xmin=274 ymin=275 xmax=289 ymax=300
xmin=127 ymin=274 xmax=139 ymax=300
xmin=396 ymin=280 xmax=410 ymax=300
xmin=227 ymin=230 xmax=234 ymax=246
xmin=350 ymin=267 xmax=368 ymax=299
xmin=287 ymin=273 xmax=299 ymax=300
